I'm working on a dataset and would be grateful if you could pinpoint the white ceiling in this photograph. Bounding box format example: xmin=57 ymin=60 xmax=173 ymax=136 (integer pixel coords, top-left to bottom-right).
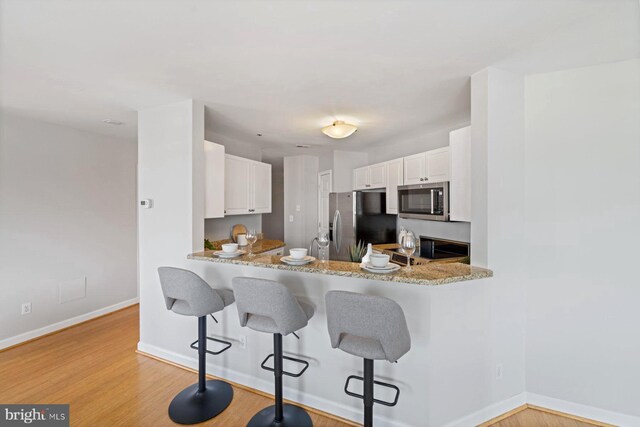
xmin=1 ymin=0 xmax=638 ymax=150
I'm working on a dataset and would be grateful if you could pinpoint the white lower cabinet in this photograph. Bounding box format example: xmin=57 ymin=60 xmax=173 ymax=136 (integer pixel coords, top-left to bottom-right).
xmin=224 ymin=154 xmax=271 ymax=215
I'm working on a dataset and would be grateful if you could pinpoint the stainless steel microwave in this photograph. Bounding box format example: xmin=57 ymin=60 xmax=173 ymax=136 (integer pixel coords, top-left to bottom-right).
xmin=397 ymin=182 xmax=449 ymax=221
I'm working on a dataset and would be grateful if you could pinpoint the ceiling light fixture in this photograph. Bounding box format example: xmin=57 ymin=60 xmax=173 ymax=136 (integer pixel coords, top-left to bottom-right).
xmin=103 ymin=119 xmax=123 ymax=125
xmin=321 ymin=120 xmax=357 ymax=139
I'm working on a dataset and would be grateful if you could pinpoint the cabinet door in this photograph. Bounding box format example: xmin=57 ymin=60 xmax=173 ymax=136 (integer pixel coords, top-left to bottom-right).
xmin=369 ymin=162 xmax=387 ymax=189
xmin=403 ymin=152 xmax=426 ymax=185
xmin=353 ymin=166 xmax=370 ymax=190
xmin=252 ymin=161 xmax=272 ymax=214
xmin=426 ymin=147 xmax=450 ymax=182
xmin=224 ymin=155 xmax=251 ymax=215
xmin=449 ymin=127 xmax=471 ymax=222
xmin=204 ymin=141 xmax=225 ymax=218
xmin=386 ymin=158 xmax=403 ymax=214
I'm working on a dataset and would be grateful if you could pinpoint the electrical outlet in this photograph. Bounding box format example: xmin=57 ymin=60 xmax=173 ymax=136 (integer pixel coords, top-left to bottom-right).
xmin=496 ymin=364 xmax=503 ymax=380
xmin=289 ymin=215 xmax=294 ymax=222
xmin=238 ymin=335 xmax=247 ymax=349
xmin=21 ymin=302 xmax=32 ymax=315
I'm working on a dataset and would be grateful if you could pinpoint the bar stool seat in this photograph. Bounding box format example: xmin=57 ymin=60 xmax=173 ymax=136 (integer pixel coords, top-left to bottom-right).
xmin=232 ymin=277 xmax=315 ymax=427
xmin=325 ymin=290 xmax=411 ymax=427
xmin=158 ymin=267 xmax=235 ymax=425
xmin=243 ymin=300 xmax=314 ymax=334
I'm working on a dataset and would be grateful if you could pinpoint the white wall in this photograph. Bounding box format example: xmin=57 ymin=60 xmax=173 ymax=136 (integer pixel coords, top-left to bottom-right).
xmin=0 ymin=113 xmax=138 ymax=346
xmin=524 ymin=59 xmax=640 ymax=417
xmin=137 ymin=99 xmax=205 ymax=347
xmin=332 ymin=150 xmax=368 ymax=192
xmin=283 ymin=155 xmax=319 ymax=249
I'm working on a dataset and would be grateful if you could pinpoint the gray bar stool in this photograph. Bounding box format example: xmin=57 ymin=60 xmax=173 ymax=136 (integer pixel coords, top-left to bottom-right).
xmin=325 ymin=290 xmax=411 ymax=427
xmin=232 ymin=277 xmax=315 ymax=427
xmin=158 ymin=267 xmax=235 ymax=424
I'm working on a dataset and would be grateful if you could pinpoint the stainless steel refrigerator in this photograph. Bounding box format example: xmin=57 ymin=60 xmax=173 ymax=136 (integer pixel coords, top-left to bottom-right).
xmin=328 ymin=191 xmax=397 ymax=261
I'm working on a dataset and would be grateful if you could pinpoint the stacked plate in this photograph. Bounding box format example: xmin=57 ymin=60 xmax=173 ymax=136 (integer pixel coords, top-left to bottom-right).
xmin=213 ymin=249 xmax=246 ymax=259
xmin=280 ymin=255 xmax=315 ymax=266
xmin=360 ymin=262 xmax=401 ymax=274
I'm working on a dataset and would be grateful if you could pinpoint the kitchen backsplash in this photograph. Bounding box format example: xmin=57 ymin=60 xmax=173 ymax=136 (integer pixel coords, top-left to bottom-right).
xmin=397 ymin=217 xmax=470 ymax=243
xmin=205 ymin=215 xmax=262 ymax=241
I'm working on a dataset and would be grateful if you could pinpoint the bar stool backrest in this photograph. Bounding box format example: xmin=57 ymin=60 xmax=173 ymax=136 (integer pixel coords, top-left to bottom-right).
xmin=158 ymin=267 xmax=226 ymax=317
xmin=232 ymin=277 xmax=309 ymax=335
xmin=325 ymin=290 xmax=411 ymax=363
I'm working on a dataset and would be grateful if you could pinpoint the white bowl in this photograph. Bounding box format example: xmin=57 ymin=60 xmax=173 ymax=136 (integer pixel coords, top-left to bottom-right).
xmin=370 ymin=253 xmax=390 ymax=268
xmin=222 ymin=243 xmax=239 ymax=253
xmin=289 ymin=248 xmax=308 ymax=260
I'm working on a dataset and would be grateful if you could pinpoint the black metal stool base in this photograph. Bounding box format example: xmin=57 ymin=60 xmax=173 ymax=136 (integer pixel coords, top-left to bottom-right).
xmin=168 ymin=379 xmax=233 ymax=425
xmin=247 ymin=404 xmax=313 ymax=427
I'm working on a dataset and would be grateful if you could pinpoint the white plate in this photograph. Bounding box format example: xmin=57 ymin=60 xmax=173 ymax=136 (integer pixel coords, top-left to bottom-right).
xmin=361 ymin=263 xmax=400 ymax=274
xmin=213 ymin=250 xmax=246 ymax=258
xmin=280 ymin=256 xmax=315 ymax=265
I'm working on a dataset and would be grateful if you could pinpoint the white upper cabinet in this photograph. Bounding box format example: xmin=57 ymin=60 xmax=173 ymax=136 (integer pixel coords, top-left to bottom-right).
xmin=353 ymin=166 xmax=370 ymax=190
xmin=252 ymin=160 xmax=272 ymax=214
xmin=224 ymin=154 xmax=272 ymax=215
xmin=426 ymin=147 xmax=450 ymax=182
xmin=224 ymin=155 xmax=251 ymax=215
xmin=449 ymin=126 xmax=471 ymax=222
xmin=403 ymin=152 xmax=426 ymax=185
xmin=204 ymin=141 xmax=225 ymax=218
xmin=385 ymin=158 xmax=403 ymax=214
xmin=369 ymin=162 xmax=387 ymax=189
xmin=403 ymin=147 xmax=451 ymax=184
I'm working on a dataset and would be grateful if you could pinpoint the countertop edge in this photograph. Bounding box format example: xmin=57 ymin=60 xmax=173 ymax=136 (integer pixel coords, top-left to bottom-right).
xmin=187 ymin=254 xmax=493 ymax=286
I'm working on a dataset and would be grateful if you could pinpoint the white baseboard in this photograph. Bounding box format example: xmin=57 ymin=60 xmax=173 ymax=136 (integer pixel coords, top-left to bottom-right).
xmin=136 ymin=342 xmax=640 ymax=427
xmin=526 ymin=392 xmax=640 ymax=427
xmin=443 ymin=393 xmax=526 ymax=427
xmin=0 ymin=297 xmax=139 ymax=350
xmin=137 ymin=342 xmax=412 ymax=427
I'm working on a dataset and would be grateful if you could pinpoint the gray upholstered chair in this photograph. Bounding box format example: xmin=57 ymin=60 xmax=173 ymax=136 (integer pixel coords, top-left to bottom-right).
xmin=158 ymin=267 xmax=235 ymax=424
xmin=325 ymin=290 xmax=411 ymax=427
xmin=232 ymin=277 xmax=314 ymax=427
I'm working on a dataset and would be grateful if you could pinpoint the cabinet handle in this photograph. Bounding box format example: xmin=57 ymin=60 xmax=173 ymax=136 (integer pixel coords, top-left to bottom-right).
xmin=419 ymin=178 xmax=424 ymax=182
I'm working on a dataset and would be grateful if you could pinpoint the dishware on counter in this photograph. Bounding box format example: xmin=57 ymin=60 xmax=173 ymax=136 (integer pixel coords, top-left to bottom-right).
xmin=221 ymin=243 xmax=239 ymax=253
xmin=231 ymin=224 xmax=248 ymax=243
xmin=246 ymin=229 xmax=258 ymax=257
xmin=317 ymin=232 xmax=330 ymax=263
xmin=213 ymin=249 xmax=246 ymax=259
xmin=237 ymin=234 xmax=248 ymax=246
xmin=360 ymin=262 xmax=400 ymax=274
xmin=369 ymin=253 xmax=390 ymax=268
xmin=361 ymin=243 xmax=373 ymax=264
xmin=280 ymin=255 xmax=316 ymax=266
xmin=400 ymin=231 xmax=416 ymax=271
xmin=289 ymin=248 xmax=308 ymax=260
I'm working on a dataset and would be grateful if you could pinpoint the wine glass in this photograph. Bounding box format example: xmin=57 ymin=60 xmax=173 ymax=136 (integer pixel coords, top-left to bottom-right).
xmin=246 ymin=229 xmax=257 ymax=257
xmin=317 ymin=232 xmax=330 ymax=263
xmin=400 ymin=231 xmax=416 ymax=270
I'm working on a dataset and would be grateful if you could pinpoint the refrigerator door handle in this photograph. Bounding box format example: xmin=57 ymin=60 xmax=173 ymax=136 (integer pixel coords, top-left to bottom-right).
xmin=335 ymin=210 xmax=342 ymax=253
xmin=333 ymin=210 xmax=340 ymax=252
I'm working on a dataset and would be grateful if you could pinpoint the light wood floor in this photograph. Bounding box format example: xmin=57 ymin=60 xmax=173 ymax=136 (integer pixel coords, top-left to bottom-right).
xmin=0 ymin=305 xmax=604 ymax=427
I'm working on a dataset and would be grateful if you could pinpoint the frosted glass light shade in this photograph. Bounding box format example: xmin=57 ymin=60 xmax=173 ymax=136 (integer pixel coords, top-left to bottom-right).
xmin=321 ymin=120 xmax=357 ymax=139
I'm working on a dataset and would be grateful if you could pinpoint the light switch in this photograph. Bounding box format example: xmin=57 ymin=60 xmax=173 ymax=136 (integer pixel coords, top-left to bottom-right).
xmin=295 ymin=205 xmax=301 ymax=212
xmin=140 ymin=199 xmax=153 ymax=209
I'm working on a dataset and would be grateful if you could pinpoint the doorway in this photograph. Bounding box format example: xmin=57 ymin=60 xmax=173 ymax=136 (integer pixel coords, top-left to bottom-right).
xmin=318 ymin=170 xmax=332 ymax=234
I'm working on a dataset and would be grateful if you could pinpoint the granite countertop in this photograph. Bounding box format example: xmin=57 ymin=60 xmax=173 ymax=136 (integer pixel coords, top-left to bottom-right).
xmin=205 ymin=238 xmax=285 ymax=254
xmin=188 ymin=251 xmax=492 ymax=286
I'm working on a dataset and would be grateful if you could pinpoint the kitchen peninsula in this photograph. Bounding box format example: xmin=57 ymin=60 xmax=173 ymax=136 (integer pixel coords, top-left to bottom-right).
xmin=188 ymin=250 xmax=492 ymax=286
